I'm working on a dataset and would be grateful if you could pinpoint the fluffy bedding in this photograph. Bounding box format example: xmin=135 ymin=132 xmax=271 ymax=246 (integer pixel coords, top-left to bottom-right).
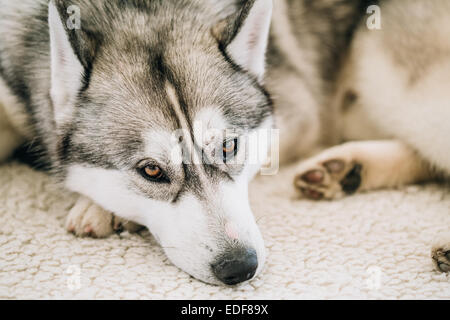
xmin=0 ymin=162 xmax=449 ymax=299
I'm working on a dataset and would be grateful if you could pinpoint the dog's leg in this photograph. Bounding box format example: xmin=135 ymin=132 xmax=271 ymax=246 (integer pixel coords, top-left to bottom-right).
xmin=293 ymin=140 xmax=435 ymax=200
xmin=66 ymin=195 xmax=143 ymax=238
xmin=432 ymin=235 xmax=450 ymax=273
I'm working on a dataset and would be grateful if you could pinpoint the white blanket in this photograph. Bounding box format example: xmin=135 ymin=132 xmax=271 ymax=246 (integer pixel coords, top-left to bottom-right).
xmin=0 ymin=162 xmax=449 ymax=299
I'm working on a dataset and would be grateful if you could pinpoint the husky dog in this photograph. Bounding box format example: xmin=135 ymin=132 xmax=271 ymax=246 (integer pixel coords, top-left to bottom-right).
xmin=0 ymin=0 xmax=449 ymax=286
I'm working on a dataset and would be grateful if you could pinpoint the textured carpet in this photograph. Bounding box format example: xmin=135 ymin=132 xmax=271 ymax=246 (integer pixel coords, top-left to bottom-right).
xmin=0 ymin=162 xmax=449 ymax=299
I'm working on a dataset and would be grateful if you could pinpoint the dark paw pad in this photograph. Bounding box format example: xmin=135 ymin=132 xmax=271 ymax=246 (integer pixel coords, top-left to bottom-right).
xmin=340 ymin=164 xmax=362 ymax=194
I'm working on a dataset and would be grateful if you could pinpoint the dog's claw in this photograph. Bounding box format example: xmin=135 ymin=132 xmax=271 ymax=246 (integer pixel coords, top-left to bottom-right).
xmin=113 ymin=220 xmax=124 ymax=233
xmin=84 ymin=225 xmax=97 ymax=238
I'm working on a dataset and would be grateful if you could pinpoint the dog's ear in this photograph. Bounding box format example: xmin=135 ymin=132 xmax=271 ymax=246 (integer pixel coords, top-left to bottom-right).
xmin=213 ymin=0 xmax=273 ymax=82
xmin=48 ymin=0 xmax=99 ymax=125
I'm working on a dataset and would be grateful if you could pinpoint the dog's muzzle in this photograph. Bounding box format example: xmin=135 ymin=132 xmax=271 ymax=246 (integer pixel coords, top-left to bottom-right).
xmin=211 ymin=247 xmax=258 ymax=285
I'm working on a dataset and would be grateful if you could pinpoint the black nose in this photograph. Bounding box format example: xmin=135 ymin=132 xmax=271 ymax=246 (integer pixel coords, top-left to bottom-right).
xmin=212 ymin=248 xmax=258 ymax=285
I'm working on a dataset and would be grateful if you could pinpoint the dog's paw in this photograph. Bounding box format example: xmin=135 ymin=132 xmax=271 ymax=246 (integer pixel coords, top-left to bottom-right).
xmin=66 ymin=196 xmax=114 ymax=238
xmin=66 ymin=196 xmax=144 ymax=238
xmin=432 ymin=244 xmax=450 ymax=272
xmin=294 ymin=154 xmax=363 ymax=200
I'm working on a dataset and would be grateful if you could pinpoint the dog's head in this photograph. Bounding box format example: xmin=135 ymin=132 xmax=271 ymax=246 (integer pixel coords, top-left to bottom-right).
xmin=49 ymin=0 xmax=274 ymax=285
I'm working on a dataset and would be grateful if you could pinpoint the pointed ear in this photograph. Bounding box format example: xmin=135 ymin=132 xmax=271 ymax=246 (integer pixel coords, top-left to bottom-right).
xmin=48 ymin=0 xmax=98 ymax=125
xmin=213 ymin=0 xmax=273 ymax=82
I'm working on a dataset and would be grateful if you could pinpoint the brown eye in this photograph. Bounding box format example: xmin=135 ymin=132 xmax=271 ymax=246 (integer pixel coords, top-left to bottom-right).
xmin=223 ymin=138 xmax=238 ymax=162
xmin=140 ymin=164 xmax=168 ymax=183
xmin=144 ymin=165 xmax=162 ymax=178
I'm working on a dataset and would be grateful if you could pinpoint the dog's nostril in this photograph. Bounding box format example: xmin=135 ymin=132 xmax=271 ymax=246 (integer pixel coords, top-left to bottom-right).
xmin=212 ymin=248 xmax=258 ymax=285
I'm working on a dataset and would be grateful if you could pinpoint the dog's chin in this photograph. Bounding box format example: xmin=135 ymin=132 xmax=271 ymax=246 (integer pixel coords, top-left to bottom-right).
xmin=168 ymin=260 xmax=222 ymax=286
xmin=185 ymin=271 xmax=257 ymax=287
xmin=197 ymin=275 xmax=223 ymax=286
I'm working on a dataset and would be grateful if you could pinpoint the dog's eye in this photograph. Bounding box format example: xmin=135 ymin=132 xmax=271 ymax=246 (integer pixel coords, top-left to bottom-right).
xmin=140 ymin=165 xmax=168 ymax=183
xmin=223 ymin=138 xmax=238 ymax=162
xmin=145 ymin=165 xmax=162 ymax=178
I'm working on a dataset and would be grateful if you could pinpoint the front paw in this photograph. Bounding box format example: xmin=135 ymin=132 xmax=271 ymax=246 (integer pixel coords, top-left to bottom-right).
xmin=294 ymin=155 xmax=363 ymax=200
xmin=66 ymin=196 xmax=144 ymax=238
xmin=65 ymin=196 xmax=114 ymax=238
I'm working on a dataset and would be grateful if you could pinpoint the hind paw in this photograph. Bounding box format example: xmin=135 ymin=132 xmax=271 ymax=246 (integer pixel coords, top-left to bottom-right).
xmin=432 ymin=244 xmax=450 ymax=273
xmin=294 ymin=155 xmax=363 ymax=200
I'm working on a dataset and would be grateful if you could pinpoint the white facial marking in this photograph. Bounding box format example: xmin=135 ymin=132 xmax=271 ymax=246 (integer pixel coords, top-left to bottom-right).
xmin=143 ymin=129 xmax=180 ymax=163
xmin=65 ymin=163 xmax=266 ymax=285
xmin=165 ymin=82 xmax=189 ymax=131
xmin=166 ymin=82 xmax=205 ymax=168
xmin=193 ymin=107 xmax=228 ymax=145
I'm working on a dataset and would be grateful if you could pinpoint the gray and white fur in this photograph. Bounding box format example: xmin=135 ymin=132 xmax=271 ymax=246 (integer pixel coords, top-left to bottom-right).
xmin=0 ymin=0 xmax=449 ymax=284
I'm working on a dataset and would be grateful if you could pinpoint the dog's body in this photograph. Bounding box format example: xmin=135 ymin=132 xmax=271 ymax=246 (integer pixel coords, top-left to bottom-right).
xmin=1 ymin=0 xmax=449 ymax=284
